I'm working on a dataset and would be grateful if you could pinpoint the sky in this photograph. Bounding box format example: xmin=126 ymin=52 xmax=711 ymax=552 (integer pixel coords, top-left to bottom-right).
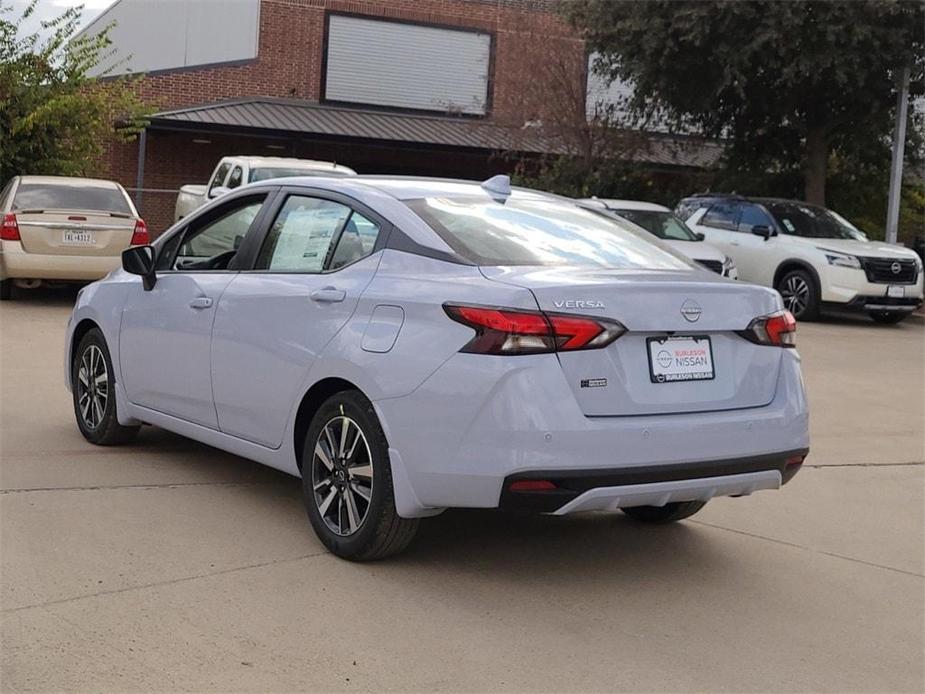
xmin=9 ymin=0 xmax=113 ymax=40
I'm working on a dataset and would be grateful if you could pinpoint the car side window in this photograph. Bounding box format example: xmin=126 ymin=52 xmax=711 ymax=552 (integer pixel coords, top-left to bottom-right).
xmin=738 ymin=204 xmax=773 ymax=233
xmin=208 ymin=163 xmax=231 ymax=194
xmin=164 ymin=197 xmax=265 ymax=271
xmin=701 ymin=202 xmax=740 ymax=231
xmin=255 ymin=196 xmax=381 ymax=273
xmin=227 ymin=166 xmax=243 ymax=189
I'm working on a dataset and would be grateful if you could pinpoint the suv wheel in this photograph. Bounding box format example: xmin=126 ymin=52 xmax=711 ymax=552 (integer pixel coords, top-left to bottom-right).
xmin=301 ymin=390 xmax=419 ymax=560
xmin=777 ymin=268 xmax=820 ymax=321
xmin=72 ymin=328 xmax=140 ymax=445
xmin=622 ymin=500 xmax=707 ymax=523
xmin=868 ymin=311 xmax=908 ymax=325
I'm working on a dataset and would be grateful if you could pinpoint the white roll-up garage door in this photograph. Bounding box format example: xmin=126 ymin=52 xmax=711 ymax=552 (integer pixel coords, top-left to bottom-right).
xmin=325 ymin=14 xmax=491 ymax=116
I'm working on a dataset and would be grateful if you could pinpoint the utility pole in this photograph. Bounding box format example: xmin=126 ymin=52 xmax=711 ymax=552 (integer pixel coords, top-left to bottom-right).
xmin=885 ymin=65 xmax=910 ymax=245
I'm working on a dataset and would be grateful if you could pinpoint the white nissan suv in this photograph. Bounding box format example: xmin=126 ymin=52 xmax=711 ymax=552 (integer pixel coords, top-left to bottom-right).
xmin=677 ymin=195 xmax=924 ymax=323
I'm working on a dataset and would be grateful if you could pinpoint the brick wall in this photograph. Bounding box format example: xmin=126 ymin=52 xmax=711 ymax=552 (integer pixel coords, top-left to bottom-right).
xmin=102 ymin=0 xmax=586 ymax=231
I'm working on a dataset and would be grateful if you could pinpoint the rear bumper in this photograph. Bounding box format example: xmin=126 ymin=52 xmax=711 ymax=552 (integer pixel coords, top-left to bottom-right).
xmin=499 ymin=449 xmax=807 ymax=513
xmin=376 ymin=349 xmax=809 ymax=515
xmin=0 ymin=242 xmax=120 ymax=281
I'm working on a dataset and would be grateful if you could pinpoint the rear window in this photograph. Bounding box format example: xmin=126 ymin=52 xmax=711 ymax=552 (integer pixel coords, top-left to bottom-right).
xmin=12 ymin=183 xmax=131 ymax=214
xmin=405 ymin=195 xmax=693 ymax=269
xmin=249 ymin=167 xmax=351 ymax=183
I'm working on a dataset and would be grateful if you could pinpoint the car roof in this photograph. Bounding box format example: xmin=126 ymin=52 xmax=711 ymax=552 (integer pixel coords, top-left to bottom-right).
xmin=232 ymin=156 xmax=355 ymax=173
xmin=680 ymin=194 xmax=822 ymax=208
xmin=259 ymin=174 xmax=561 ymax=203
xmin=589 ymin=198 xmax=671 ymax=213
xmin=16 ymin=175 xmax=123 ymax=189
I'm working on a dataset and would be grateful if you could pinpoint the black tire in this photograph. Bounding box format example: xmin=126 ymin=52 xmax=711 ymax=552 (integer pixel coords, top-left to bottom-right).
xmin=301 ymin=390 xmax=419 ymax=561
xmin=0 ymin=279 xmax=12 ymax=301
xmin=622 ymin=500 xmax=707 ymax=524
xmin=776 ymin=268 xmax=820 ymax=321
xmin=868 ymin=311 xmax=908 ymax=325
xmin=72 ymin=328 xmax=140 ymax=445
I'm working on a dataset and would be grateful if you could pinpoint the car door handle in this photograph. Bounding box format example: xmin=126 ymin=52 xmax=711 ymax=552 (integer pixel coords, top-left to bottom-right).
xmin=310 ymin=287 xmax=346 ymax=303
xmin=189 ymin=297 xmax=213 ymax=309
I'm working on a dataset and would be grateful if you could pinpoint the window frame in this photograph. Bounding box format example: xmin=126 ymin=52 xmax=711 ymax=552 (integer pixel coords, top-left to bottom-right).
xmin=700 ymin=202 xmax=742 ymax=231
xmin=244 ymin=186 xmax=393 ymax=275
xmin=207 ymin=162 xmax=233 ymax=196
xmin=154 ymin=190 xmax=275 ymax=274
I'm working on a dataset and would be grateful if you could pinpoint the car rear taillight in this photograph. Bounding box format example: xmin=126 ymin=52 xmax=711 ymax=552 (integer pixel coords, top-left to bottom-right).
xmin=739 ymin=310 xmax=796 ymax=348
xmin=1 ymin=213 xmax=21 ymax=241
xmin=443 ymin=303 xmax=626 ymax=355
xmin=130 ymin=219 xmax=149 ymax=245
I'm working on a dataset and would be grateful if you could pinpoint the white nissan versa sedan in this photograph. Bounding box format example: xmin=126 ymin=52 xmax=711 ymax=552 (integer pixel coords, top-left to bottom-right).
xmin=65 ymin=176 xmax=809 ymax=560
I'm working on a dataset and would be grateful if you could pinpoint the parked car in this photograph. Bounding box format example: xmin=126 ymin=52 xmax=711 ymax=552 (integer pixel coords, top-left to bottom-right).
xmin=174 ymin=156 xmax=357 ymax=221
xmin=66 ymin=175 xmax=809 ymax=560
xmin=580 ymin=198 xmax=737 ymax=278
xmin=1 ymin=175 xmax=148 ymax=300
xmin=677 ymin=194 xmax=924 ymax=323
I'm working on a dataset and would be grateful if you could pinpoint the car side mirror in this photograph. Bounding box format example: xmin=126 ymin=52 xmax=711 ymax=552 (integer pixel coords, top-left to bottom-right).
xmin=122 ymin=245 xmax=157 ymax=291
xmin=208 ymin=186 xmax=230 ymax=200
xmin=751 ymin=225 xmax=774 ymax=240
xmin=694 ymin=232 xmax=705 ymax=241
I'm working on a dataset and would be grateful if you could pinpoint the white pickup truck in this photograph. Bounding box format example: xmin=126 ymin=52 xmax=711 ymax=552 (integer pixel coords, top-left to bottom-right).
xmin=174 ymin=156 xmax=357 ymax=221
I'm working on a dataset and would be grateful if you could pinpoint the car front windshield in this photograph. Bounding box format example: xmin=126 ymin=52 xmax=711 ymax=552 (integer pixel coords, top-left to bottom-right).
xmin=766 ymin=202 xmax=858 ymax=240
xmin=612 ymin=209 xmax=699 ymax=242
xmin=405 ymin=195 xmax=693 ymax=269
xmin=249 ymin=167 xmax=350 ymax=182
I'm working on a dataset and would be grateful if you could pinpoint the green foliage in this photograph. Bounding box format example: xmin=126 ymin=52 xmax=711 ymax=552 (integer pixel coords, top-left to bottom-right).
xmin=566 ymin=0 xmax=924 ymax=208
xmin=0 ymin=0 xmax=151 ymax=185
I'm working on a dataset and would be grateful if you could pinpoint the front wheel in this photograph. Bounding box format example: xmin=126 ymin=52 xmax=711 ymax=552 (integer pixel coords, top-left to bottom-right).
xmin=622 ymin=500 xmax=707 ymax=524
xmin=868 ymin=311 xmax=908 ymax=325
xmin=72 ymin=328 xmax=140 ymax=445
xmin=301 ymin=390 xmax=419 ymax=560
xmin=776 ymin=268 xmax=820 ymax=321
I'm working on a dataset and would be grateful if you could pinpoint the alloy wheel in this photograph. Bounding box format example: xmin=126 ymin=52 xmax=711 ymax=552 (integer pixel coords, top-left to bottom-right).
xmin=311 ymin=416 xmax=373 ymax=536
xmin=77 ymin=345 xmax=108 ymax=429
xmin=780 ymin=275 xmax=810 ymax=316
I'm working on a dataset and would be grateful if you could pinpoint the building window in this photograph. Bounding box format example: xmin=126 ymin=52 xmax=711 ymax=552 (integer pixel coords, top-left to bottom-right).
xmin=324 ymin=14 xmax=491 ymax=116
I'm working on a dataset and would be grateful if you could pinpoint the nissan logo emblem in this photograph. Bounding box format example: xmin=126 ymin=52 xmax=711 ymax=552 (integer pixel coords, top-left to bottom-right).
xmin=891 ymin=262 xmax=902 ymax=275
xmin=680 ymin=299 xmax=702 ymax=322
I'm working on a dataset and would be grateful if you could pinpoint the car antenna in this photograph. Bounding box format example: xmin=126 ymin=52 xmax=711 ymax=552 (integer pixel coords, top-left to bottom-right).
xmin=481 ymin=174 xmax=511 ymax=202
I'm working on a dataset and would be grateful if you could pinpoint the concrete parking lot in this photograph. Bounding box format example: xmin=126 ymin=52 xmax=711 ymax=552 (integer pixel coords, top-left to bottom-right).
xmin=1 ymin=289 xmax=923 ymax=693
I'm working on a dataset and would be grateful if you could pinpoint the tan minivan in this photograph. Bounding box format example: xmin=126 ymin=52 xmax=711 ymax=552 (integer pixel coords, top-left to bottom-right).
xmin=0 ymin=175 xmax=148 ymax=300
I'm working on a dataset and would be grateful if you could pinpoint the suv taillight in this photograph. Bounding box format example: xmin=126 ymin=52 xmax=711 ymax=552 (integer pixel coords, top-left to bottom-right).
xmin=130 ymin=219 xmax=149 ymax=245
xmin=740 ymin=310 xmax=796 ymax=347
xmin=444 ymin=303 xmax=626 ymax=355
xmin=1 ymin=213 xmax=21 ymax=241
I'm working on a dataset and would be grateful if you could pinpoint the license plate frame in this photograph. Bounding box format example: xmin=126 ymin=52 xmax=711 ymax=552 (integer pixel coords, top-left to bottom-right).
xmin=647 ymin=335 xmax=715 ymax=384
xmin=62 ymin=230 xmax=93 ymax=245
xmin=887 ymin=285 xmax=905 ymax=298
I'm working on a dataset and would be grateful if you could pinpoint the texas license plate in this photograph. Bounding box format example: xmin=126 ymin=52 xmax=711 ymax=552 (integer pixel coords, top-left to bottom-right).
xmin=647 ymin=335 xmax=715 ymax=384
xmin=887 ymin=285 xmax=905 ymax=298
xmin=63 ymin=230 xmax=93 ymax=245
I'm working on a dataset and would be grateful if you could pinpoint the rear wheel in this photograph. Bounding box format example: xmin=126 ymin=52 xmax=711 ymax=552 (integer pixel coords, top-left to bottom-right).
xmin=777 ymin=268 xmax=820 ymax=321
xmin=0 ymin=279 xmax=12 ymax=300
xmin=868 ymin=311 xmax=908 ymax=325
xmin=301 ymin=390 xmax=419 ymax=560
xmin=622 ymin=500 xmax=707 ymax=524
xmin=72 ymin=328 xmax=140 ymax=445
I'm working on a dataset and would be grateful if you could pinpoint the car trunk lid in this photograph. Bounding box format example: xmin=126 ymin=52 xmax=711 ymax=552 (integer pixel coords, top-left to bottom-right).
xmin=14 ymin=210 xmax=136 ymax=256
xmin=481 ymin=265 xmax=785 ymax=416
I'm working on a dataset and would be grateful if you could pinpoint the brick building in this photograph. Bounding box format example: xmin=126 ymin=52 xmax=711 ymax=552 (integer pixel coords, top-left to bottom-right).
xmin=83 ymin=0 xmax=718 ymax=234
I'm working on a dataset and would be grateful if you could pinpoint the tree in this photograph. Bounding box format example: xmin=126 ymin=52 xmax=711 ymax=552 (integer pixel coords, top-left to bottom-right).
xmin=0 ymin=0 xmax=150 ymax=185
xmin=566 ymin=0 xmax=924 ymax=205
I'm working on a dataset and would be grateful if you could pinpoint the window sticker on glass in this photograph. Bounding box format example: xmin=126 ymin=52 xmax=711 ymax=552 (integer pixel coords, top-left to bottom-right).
xmin=258 ymin=196 xmax=351 ymax=272
xmin=781 ymin=218 xmax=796 ymax=233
